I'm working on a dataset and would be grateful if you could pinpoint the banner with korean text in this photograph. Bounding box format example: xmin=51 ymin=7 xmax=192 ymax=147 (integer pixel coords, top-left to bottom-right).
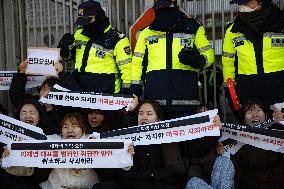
xmin=0 ymin=114 xmax=47 ymax=144
xmin=0 ymin=71 xmax=46 ymax=91
xmin=26 ymin=48 xmax=60 ymax=76
xmin=221 ymin=123 xmax=284 ymax=153
xmin=93 ymin=110 xmax=219 ymax=146
xmin=40 ymin=84 xmax=133 ymax=110
xmin=2 ymin=139 xmax=133 ymax=168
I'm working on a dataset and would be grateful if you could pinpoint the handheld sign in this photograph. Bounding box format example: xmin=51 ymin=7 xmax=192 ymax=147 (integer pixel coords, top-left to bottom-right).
xmin=26 ymin=47 xmax=60 ymax=76
xmin=2 ymin=139 xmax=133 ymax=169
xmin=40 ymin=84 xmax=133 ymax=111
xmin=93 ymin=110 xmax=220 ymax=146
xmin=0 ymin=114 xmax=47 ymax=144
xmin=221 ymin=122 xmax=284 ymax=153
xmin=0 ymin=71 xmax=46 ymax=91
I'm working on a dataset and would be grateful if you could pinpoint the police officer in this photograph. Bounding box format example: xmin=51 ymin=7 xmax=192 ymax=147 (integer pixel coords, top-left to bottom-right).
xmin=58 ymin=0 xmax=132 ymax=93
xmin=222 ymin=0 xmax=284 ymax=106
xmin=130 ymin=0 xmax=215 ymax=116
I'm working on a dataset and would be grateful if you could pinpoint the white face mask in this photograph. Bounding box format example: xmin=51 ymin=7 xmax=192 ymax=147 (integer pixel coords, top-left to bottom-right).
xmin=239 ymin=5 xmax=255 ymax=12
xmin=239 ymin=3 xmax=262 ymax=13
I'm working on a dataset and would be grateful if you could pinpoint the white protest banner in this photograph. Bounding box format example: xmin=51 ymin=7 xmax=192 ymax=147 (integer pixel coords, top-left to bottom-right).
xmin=26 ymin=48 xmax=60 ymax=76
xmin=273 ymin=102 xmax=284 ymax=125
xmin=221 ymin=123 xmax=284 ymax=153
xmin=2 ymin=139 xmax=133 ymax=168
xmin=39 ymin=84 xmax=133 ymax=110
xmin=0 ymin=71 xmax=46 ymax=91
xmin=94 ymin=110 xmax=219 ymax=146
xmin=0 ymin=114 xmax=47 ymax=144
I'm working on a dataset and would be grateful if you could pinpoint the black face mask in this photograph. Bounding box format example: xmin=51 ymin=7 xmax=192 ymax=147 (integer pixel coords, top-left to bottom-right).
xmin=239 ymin=5 xmax=271 ymax=33
xmin=81 ymin=16 xmax=110 ymax=38
xmin=149 ymin=7 xmax=185 ymax=32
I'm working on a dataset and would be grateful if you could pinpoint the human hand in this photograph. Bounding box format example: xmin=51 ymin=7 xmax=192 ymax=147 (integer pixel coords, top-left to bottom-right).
xmin=216 ymin=142 xmax=224 ymax=155
xmin=128 ymin=94 xmax=139 ymax=112
xmin=128 ymin=144 xmax=135 ymax=156
xmin=2 ymin=146 xmax=10 ymax=158
xmin=54 ymin=62 xmax=63 ymax=74
xmin=178 ymin=47 xmax=206 ymax=70
xmin=19 ymin=59 xmax=28 ymax=73
xmin=213 ymin=115 xmax=222 ymax=128
xmin=57 ymin=33 xmax=74 ymax=48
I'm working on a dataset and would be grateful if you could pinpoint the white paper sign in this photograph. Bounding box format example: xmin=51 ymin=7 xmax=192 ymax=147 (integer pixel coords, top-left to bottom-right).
xmin=26 ymin=48 xmax=59 ymax=76
xmin=0 ymin=114 xmax=47 ymax=144
xmin=39 ymin=84 xmax=133 ymax=110
xmin=95 ymin=110 xmax=220 ymax=146
xmin=0 ymin=71 xmax=46 ymax=91
xmin=2 ymin=139 xmax=133 ymax=168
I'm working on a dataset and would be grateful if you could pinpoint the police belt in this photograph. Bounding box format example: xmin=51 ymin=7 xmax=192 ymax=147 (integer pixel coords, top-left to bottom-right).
xmin=156 ymin=100 xmax=200 ymax=106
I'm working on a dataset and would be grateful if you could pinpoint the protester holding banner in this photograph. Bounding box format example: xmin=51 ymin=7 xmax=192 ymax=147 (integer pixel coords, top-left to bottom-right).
xmin=230 ymin=99 xmax=284 ymax=188
xmin=0 ymin=98 xmax=49 ymax=189
xmin=39 ymin=112 xmax=100 ymax=189
xmin=161 ymin=104 xmax=234 ymax=189
xmin=9 ymin=59 xmax=79 ymax=135
xmin=58 ymin=0 xmax=132 ymax=94
xmin=114 ymin=100 xmax=180 ymax=189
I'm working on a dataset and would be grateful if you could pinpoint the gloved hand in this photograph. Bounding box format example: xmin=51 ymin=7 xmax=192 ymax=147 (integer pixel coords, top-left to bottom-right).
xmin=129 ymin=84 xmax=142 ymax=98
xmin=57 ymin=33 xmax=75 ymax=59
xmin=178 ymin=47 xmax=206 ymax=70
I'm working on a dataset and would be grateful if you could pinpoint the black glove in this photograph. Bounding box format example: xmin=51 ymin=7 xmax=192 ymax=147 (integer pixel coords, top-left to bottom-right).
xmin=57 ymin=33 xmax=75 ymax=58
xmin=178 ymin=47 xmax=206 ymax=70
xmin=129 ymin=84 xmax=142 ymax=98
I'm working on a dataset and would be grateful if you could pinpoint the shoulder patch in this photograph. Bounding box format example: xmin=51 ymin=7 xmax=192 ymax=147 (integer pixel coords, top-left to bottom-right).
xmin=124 ymin=46 xmax=131 ymax=55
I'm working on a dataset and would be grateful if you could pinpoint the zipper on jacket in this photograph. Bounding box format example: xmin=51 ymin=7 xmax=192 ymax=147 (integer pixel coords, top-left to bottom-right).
xmin=254 ymin=33 xmax=264 ymax=75
xmin=166 ymin=32 xmax=173 ymax=110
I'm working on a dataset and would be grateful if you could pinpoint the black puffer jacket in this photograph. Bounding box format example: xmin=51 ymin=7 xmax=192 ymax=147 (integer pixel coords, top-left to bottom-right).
xmin=9 ymin=72 xmax=80 ymax=135
xmin=232 ymin=140 xmax=284 ymax=189
xmin=119 ymin=144 xmax=179 ymax=189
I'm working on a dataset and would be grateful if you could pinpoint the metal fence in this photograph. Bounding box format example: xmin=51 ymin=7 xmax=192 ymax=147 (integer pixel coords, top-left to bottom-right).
xmin=0 ymin=0 xmax=283 ymax=119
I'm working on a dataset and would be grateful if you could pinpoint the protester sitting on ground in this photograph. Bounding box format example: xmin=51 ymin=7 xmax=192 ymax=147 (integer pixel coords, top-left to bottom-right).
xmin=161 ymin=104 xmax=234 ymax=189
xmin=9 ymin=59 xmax=80 ymax=135
xmin=113 ymin=100 xmax=181 ymax=189
xmin=2 ymin=112 xmax=135 ymax=189
xmin=230 ymin=99 xmax=284 ymax=189
xmin=0 ymin=98 xmax=49 ymax=189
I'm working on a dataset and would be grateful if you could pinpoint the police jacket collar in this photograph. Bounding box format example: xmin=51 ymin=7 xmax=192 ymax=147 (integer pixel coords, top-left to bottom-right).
xmin=231 ymin=4 xmax=284 ymax=37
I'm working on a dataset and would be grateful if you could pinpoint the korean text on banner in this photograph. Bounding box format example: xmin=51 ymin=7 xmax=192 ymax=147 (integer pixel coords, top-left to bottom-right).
xmin=2 ymin=139 xmax=133 ymax=169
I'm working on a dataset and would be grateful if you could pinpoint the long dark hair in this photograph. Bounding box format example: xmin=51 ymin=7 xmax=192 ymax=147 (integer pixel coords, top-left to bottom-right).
xmin=136 ymin=100 xmax=166 ymax=122
xmin=85 ymin=109 xmax=116 ymax=133
xmin=239 ymin=99 xmax=269 ymax=125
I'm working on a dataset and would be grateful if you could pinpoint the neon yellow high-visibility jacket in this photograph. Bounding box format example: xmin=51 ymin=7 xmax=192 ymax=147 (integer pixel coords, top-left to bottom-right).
xmin=131 ymin=18 xmax=214 ymax=110
xmin=222 ymin=4 xmax=284 ymax=105
xmin=70 ymin=25 xmax=132 ymax=93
